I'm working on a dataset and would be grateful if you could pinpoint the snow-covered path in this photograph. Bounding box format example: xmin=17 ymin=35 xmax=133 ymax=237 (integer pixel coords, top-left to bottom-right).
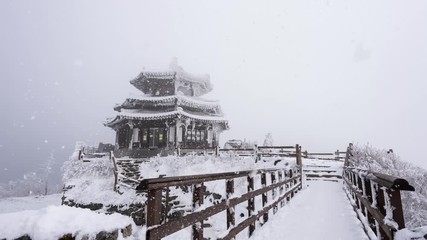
xmin=251 ymin=181 xmax=368 ymax=240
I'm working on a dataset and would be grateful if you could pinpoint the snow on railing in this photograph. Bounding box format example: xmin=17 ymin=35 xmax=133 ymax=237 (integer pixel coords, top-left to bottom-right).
xmin=343 ymin=167 xmax=415 ymax=240
xmin=176 ymin=144 xmax=302 ymax=161
xmin=136 ymin=167 xmax=302 ymax=240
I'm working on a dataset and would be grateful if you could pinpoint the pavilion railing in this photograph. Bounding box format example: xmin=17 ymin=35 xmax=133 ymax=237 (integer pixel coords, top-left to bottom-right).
xmin=343 ymin=167 xmax=415 ymax=240
xmin=136 ymin=167 xmax=302 ymax=240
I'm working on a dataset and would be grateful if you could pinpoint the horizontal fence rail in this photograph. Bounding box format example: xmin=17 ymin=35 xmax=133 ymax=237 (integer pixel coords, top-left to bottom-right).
xmin=302 ymin=150 xmax=346 ymax=161
xmin=176 ymin=145 xmax=299 ymax=159
xmin=343 ymin=167 xmax=415 ymax=240
xmin=137 ymin=167 xmax=302 ymax=240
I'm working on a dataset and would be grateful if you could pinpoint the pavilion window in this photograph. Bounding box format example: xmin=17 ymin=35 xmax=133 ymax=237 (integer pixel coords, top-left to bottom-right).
xmin=140 ymin=128 xmax=149 ymax=148
xmin=192 ymin=128 xmax=196 ymax=141
xmin=200 ymin=130 xmax=205 ymax=142
xmin=149 ymin=128 xmax=160 ymax=147
xmin=118 ymin=126 xmax=130 ymax=149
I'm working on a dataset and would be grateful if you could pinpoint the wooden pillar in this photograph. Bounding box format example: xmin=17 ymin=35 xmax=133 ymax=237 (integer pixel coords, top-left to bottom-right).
xmin=128 ymin=124 xmax=134 ymax=150
xmin=115 ymin=131 xmax=119 ymax=150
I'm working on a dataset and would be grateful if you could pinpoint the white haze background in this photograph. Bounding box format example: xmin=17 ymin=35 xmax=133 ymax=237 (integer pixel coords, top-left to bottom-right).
xmin=0 ymin=0 xmax=426 ymax=188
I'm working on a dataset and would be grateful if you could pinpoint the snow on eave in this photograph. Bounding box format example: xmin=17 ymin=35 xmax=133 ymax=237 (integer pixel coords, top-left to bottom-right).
xmin=117 ymin=94 xmax=221 ymax=111
xmin=133 ymin=71 xmax=176 ymax=80
xmin=105 ymin=109 xmax=229 ymax=128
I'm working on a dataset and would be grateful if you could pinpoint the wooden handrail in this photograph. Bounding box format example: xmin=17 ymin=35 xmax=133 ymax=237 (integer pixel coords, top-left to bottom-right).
xmin=136 ymin=168 xmax=285 ymax=191
xmin=139 ymin=167 xmax=302 ymax=240
xmin=345 ymin=168 xmax=415 ymax=191
xmin=343 ymin=167 xmax=415 ymax=240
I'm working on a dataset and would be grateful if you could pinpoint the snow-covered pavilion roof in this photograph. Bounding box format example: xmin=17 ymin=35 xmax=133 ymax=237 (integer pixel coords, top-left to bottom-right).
xmin=130 ymin=60 xmax=213 ymax=96
xmin=105 ymin=108 xmax=229 ymax=128
xmin=114 ymin=94 xmax=222 ymax=113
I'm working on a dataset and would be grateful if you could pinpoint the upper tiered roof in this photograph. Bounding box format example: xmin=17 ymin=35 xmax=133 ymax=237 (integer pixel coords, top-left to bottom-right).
xmin=130 ymin=59 xmax=213 ymax=97
xmin=114 ymin=94 xmax=222 ymax=114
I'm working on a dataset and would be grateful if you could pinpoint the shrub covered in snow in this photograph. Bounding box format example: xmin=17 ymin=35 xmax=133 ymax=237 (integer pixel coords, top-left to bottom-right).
xmin=349 ymin=144 xmax=427 ymax=228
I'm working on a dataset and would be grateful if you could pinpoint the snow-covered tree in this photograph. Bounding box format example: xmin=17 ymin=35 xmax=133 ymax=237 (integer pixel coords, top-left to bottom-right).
xmin=263 ymin=133 xmax=274 ymax=146
xmin=39 ymin=150 xmax=56 ymax=195
xmin=0 ymin=151 xmax=57 ymax=198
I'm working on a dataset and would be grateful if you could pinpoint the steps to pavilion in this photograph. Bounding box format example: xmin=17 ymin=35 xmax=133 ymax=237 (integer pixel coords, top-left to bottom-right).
xmin=115 ymin=158 xmax=148 ymax=190
xmin=115 ymin=158 xmax=194 ymax=222
xmin=302 ymin=159 xmax=343 ymax=182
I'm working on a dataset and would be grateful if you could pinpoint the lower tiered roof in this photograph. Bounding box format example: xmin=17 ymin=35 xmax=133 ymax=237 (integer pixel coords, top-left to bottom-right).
xmin=105 ymin=108 xmax=228 ymax=128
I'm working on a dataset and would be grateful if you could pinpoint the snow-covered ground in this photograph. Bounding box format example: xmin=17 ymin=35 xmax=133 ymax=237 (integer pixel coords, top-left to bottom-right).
xmin=251 ymin=181 xmax=368 ymax=240
xmin=0 ymin=194 xmax=62 ymax=214
xmin=3 ymin=151 xmax=424 ymax=240
xmin=0 ymin=205 xmax=140 ymax=240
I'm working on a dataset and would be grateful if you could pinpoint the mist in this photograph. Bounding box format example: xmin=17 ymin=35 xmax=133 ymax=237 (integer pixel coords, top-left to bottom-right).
xmin=1 ymin=0 xmax=426 ymax=186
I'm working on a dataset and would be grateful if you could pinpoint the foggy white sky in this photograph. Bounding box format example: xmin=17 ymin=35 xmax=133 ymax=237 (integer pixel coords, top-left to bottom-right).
xmin=1 ymin=0 xmax=427 ymax=184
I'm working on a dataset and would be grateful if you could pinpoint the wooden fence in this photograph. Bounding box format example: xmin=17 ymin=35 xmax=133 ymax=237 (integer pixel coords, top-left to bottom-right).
xmin=343 ymin=168 xmax=415 ymax=240
xmin=137 ymin=166 xmax=302 ymax=240
xmin=301 ymin=150 xmax=346 ymax=161
xmin=177 ymin=144 xmax=302 ymax=161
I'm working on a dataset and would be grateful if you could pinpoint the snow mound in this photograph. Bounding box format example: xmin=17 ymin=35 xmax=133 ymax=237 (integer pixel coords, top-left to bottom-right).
xmin=0 ymin=205 xmax=135 ymax=240
xmin=62 ymin=157 xmax=144 ymax=206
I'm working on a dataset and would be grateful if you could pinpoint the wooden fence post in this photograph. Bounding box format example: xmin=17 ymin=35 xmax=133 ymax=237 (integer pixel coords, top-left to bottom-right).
xmin=364 ymin=179 xmax=376 ymax=232
xmin=146 ymin=189 xmax=163 ymax=240
xmin=278 ymin=170 xmax=285 ymax=207
xmin=388 ymin=189 xmax=405 ymax=230
xmin=271 ymin=172 xmax=278 ymax=214
xmin=110 ymin=151 xmax=118 ymax=192
xmin=261 ymin=172 xmax=268 ymax=224
xmin=295 ymin=144 xmax=302 ymax=166
xmin=192 ymin=183 xmax=205 ymax=240
xmin=247 ymin=175 xmax=255 ymax=237
xmin=344 ymin=143 xmax=353 ymax=167
xmin=215 ymin=146 xmax=220 ymax=157
xmin=226 ymin=179 xmax=235 ymax=229
xmin=254 ymin=144 xmax=260 ymax=162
